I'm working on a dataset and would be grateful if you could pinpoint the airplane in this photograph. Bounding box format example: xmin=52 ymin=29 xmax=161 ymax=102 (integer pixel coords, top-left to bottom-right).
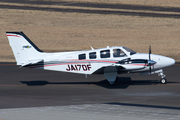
xmin=6 ymin=31 xmax=175 ymax=85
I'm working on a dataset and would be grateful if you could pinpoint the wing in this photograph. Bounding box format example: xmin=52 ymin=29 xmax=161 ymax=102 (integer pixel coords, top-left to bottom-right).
xmin=91 ymin=65 xmax=124 ymax=74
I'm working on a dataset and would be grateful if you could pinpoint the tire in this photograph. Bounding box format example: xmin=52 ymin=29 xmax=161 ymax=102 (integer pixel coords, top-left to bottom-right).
xmin=160 ymin=78 xmax=167 ymax=84
xmin=108 ymin=77 xmax=118 ymax=86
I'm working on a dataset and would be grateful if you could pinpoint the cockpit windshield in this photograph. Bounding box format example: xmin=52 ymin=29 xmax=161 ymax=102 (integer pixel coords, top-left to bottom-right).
xmin=123 ymin=47 xmax=137 ymax=55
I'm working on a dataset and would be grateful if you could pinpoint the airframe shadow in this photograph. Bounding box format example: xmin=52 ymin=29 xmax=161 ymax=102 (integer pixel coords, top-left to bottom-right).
xmin=105 ymin=102 xmax=180 ymax=110
xmin=20 ymin=77 xmax=179 ymax=89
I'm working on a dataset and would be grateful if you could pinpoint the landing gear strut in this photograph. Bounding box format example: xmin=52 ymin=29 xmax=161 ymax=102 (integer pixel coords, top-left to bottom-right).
xmin=157 ymin=70 xmax=167 ymax=84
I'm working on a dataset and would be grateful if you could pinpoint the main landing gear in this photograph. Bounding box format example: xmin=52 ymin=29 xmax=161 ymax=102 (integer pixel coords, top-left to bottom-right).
xmin=157 ymin=69 xmax=167 ymax=84
xmin=104 ymin=72 xmax=118 ymax=85
xmin=104 ymin=67 xmax=118 ymax=85
xmin=108 ymin=77 xmax=118 ymax=85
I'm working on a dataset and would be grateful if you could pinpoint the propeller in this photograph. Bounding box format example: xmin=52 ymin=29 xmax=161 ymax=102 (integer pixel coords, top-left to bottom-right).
xmin=148 ymin=45 xmax=156 ymax=74
xmin=149 ymin=45 xmax=151 ymax=60
xmin=149 ymin=45 xmax=152 ymax=74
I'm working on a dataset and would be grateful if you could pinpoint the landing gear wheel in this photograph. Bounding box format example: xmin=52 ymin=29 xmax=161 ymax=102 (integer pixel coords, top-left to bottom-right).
xmin=160 ymin=78 xmax=167 ymax=84
xmin=108 ymin=77 xmax=118 ymax=86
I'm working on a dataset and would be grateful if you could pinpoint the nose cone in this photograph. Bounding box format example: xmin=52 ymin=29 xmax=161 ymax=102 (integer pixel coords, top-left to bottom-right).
xmin=166 ymin=57 xmax=175 ymax=67
xmin=160 ymin=56 xmax=175 ymax=68
xmin=151 ymin=54 xmax=175 ymax=69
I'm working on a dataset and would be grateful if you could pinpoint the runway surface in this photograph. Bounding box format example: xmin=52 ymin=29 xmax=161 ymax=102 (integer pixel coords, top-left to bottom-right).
xmin=0 ymin=62 xmax=180 ymax=108
xmin=0 ymin=62 xmax=180 ymax=120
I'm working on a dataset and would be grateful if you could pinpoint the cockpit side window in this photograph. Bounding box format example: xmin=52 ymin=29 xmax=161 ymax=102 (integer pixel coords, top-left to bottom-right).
xmin=113 ymin=49 xmax=127 ymax=57
xmin=78 ymin=53 xmax=86 ymax=60
xmin=100 ymin=50 xmax=110 ymax=58
xmin=123 ymin=47 xmax=137 ymax=55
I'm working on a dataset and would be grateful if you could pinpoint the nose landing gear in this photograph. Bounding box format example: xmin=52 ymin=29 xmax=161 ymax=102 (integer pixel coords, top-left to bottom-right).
xmin=157 ymin=70 xmax=167 ymax=84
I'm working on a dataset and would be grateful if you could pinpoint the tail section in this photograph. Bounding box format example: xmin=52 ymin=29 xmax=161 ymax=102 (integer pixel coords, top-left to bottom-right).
xmin=6 ymin=31 xmax=43 ymax=66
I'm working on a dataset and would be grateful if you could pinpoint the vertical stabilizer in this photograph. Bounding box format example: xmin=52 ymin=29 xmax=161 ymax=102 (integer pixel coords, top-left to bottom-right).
xmin=6 ymin=31 xmax=43 ymax=66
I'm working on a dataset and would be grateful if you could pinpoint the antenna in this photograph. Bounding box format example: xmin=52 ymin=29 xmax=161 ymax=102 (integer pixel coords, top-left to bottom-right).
xmin=88 ymin=43 xmax=94 ymax=50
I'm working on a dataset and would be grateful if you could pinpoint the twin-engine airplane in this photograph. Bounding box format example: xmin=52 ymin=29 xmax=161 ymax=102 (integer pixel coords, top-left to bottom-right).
xmin=6 ymin=31 xmax=175 ymax=85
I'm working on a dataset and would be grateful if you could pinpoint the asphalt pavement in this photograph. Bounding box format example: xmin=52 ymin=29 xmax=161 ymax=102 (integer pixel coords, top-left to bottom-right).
xmin=0 ymin=62 xmax=180 ymax=109
xmin=0 ymin=62 xmax=180 ymax=120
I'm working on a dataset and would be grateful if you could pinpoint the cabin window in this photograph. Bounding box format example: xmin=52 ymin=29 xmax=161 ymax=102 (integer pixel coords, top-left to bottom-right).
xmin=79 ymin=54 xmax=86 ymax=60
xmin=100 ymin=50 xmax=110 ymax=58
xmin=113 ymin=49 xmax=127 ymax=57
xmin=89 ymin=52 xmax=96 ymax=59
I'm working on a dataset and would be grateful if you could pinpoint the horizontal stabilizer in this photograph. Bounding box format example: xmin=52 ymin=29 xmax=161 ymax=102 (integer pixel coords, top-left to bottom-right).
xmin=21 ymin=59 xmax=43 ymax=67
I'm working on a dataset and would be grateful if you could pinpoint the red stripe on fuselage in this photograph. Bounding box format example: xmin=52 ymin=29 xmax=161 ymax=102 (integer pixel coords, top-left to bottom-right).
xmin=28 ymin=60 xmax=117 ymax=68
xmin=128 ymin=64 xmax=147 ymax=66
xmin=29 ymin=62 xmax=90 ymax=68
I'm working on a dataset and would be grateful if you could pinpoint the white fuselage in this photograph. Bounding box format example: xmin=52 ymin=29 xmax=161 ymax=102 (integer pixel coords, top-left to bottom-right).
xmin=29 ymin=46 xmax=175 ymax=75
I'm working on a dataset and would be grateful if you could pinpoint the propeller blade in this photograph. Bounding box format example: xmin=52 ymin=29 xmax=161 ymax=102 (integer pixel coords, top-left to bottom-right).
xmin=149 ymin=45 xmax=151 ymax=60
xmin=149 ymin=66 xmax=151 ymax=74
xmin=149 ymin=45 xmax=151 ymax=74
